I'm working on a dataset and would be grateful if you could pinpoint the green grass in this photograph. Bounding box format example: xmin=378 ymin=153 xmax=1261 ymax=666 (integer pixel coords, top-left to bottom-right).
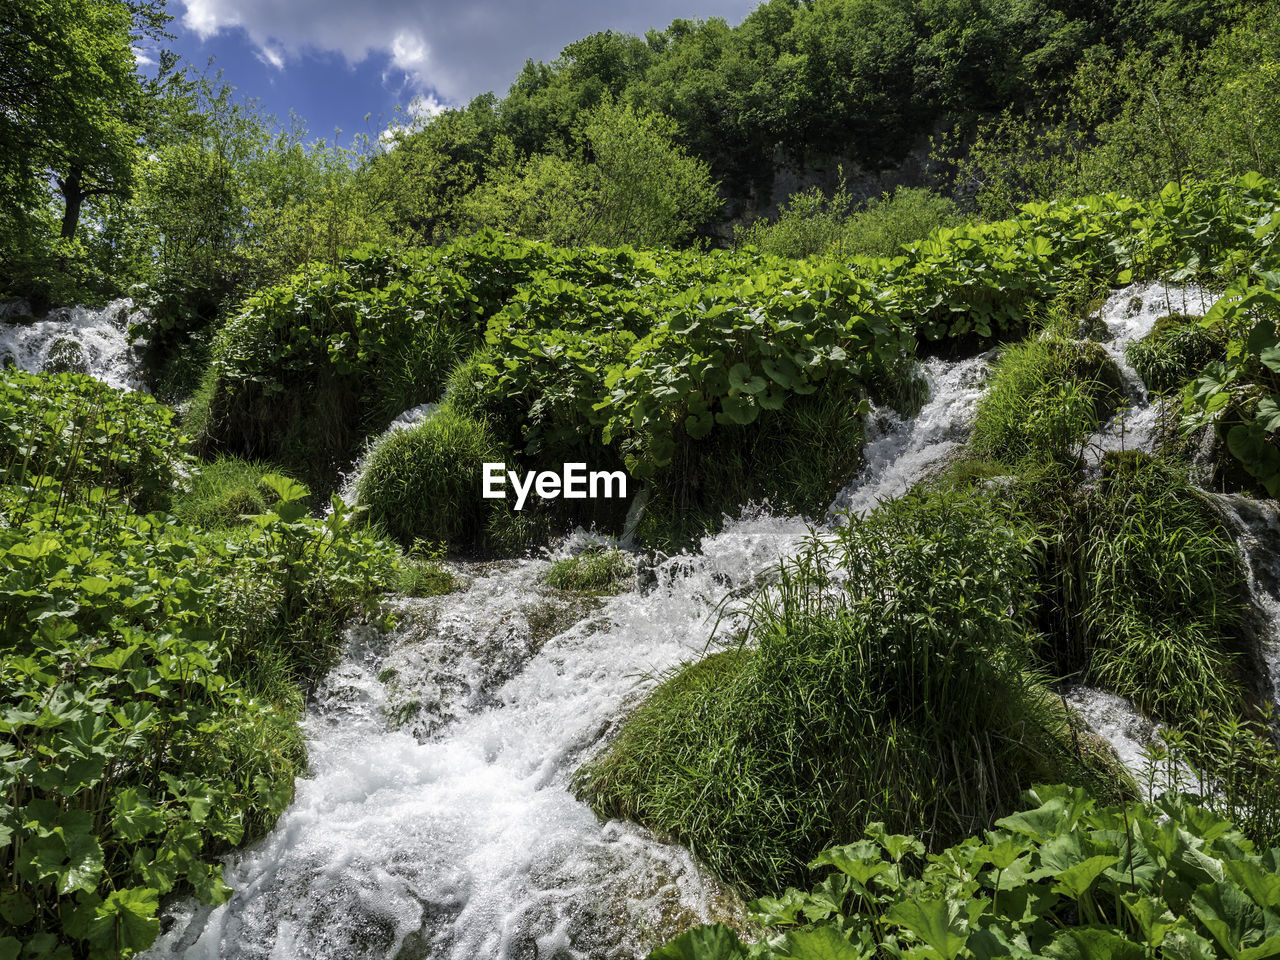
xmin=578 ymin=488 xmax=1122 ymax=893
xmin=543 ymin=547 xmax=635 ymax=593
xmin=356 ymin=406 xmax=505 ymax=550
xmin=1126 ymin=311 xmax=1225 ymax=394
xmin=970 ymin=333 xmax=1124 ymax=465
xmin=171 ymin=455 xmax=282 ymax=531
xmin=940 ymin=453 xmax=1247 ymax=730
xmin=1079 ymin=455 xmax=1245 ymax=725
xmin=395 ymin=557 xmax=461 ymax=597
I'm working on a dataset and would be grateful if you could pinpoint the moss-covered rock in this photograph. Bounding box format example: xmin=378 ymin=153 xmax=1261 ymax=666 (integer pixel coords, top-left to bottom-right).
xmin=45 ymin=337 xmax=88 ymax=375
xmin=356 ymin=406 xmax=506 ymax=550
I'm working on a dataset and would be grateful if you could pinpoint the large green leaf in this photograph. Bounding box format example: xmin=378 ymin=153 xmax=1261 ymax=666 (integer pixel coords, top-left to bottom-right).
xmin=647 ymin=924 xmax=748 ymax=960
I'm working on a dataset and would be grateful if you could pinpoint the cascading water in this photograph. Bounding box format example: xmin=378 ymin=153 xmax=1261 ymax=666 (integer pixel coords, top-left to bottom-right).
xmin=1065 ymin=281 xmax=1231 ymax=777
xmin=1086 ymin=280 xmax=1213 ymax=462
xmin=146 ymin=354 xmax=989 ymax=960
xmin=1205 ymin=494 xmax=1280 ymax=706
xmin=0 ymin=297 xmax=147 ymax=390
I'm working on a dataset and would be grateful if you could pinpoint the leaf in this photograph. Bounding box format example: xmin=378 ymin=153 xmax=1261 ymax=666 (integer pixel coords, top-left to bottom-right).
xmin=866 ymin=822 xmax=925 ymax=862
xmin=1258 ymin=396 xmax=1280 ymax=433
xmin=1044 ymin=928 xmax=1146 ymax=960
xmin=1054 ymin=855 xmax=1120 ymax=898
xmin=728 ymin=362 xmax=767 ymax=395
xmin=886 ymin=899 xmax=968 ymax=960
xmin=716 ymin=394 xmax=759 ymax=426
xmin=647 ymin=924 xmax=747 ymax=960
xmin=778 ymin=925 xmax=868 ymax=960
xmin=1192 ymin=881 xmax=1264 ymax=957
xmin=84 ymin=887 xmax=160 ymax=954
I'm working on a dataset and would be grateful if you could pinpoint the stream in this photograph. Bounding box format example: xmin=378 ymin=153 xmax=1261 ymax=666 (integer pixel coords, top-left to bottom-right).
xmin=7 ymin=280 xmax=1277 ymax=956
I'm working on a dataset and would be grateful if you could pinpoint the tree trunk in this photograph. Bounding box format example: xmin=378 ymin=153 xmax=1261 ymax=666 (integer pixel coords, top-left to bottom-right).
xmin=59 ymin=166 xmax=84 ymax=240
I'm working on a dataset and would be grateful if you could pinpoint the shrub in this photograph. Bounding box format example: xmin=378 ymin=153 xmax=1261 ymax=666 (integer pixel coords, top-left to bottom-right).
xmin=735 ymin=184 xmax=965 ymax=261
xmin=0 ymin=475 xmax=396 ymax=957
xmin=0 ymin=369 xmax=188 ymax=511
xmin=652 ymin=786 xmax=1280 ymax=960
xmin=0 ymin=372 xmax=398 ymax=957
xmin=578 ymin=489 xmax=1120 ymax=892
xmin=356 ymin=407 xmax=504 ymax=549
xmin=1126 ymin=311 xmax=1224 ymax=393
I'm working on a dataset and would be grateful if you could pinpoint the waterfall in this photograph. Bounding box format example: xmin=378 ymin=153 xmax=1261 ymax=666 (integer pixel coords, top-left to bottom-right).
xmin=1204 ymin=494 xmax=1280 ymax=707
xmin=146 ymin=354 xmax=988 ymax=960
xmin=0 ymin=298 xmax=147 ymax=390
xmin=1086 ymin=280 xmax=1213 ymax=462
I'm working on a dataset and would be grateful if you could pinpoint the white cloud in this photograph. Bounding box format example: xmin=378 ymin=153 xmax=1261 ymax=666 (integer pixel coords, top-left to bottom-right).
xmin=379 ymin=94 xmax=449 ymax=148
xmin=132 ymin=46 xmax=157 ymax=66
xmin=178 ymin=0 xmax=756 ymax=104
xmin=255 ymin=44 xmax=286 ymax=70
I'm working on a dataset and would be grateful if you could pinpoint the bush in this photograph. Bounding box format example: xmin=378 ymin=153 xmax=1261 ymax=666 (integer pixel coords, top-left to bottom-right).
xmin=0 ymin=473 xmax=396 ymax=958
xmin=970 ymin=335 xmax=1124 ymax=465
xmin=356 ymin=406 xmax=505 ymax=549
xmin=578 ymin=489 xmax=1120 ymax=893
xmin=735 ymin=184 xmax=964 ymax=261
xmin=653 ymin=786 xmax=1280 ymax=960
xmin=0 ymin=371 xmax=398 ymax=958
xmin=1126 ymin=311 xmax=1224 ymax=393
xmin=0 ymin=369 xmax=189 ymax=511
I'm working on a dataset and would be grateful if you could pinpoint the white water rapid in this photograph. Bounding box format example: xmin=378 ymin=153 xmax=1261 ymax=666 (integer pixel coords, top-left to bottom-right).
xmin=1086 ymin=281 xmax=1213 ymax=462
xmin=146 ymin=355 xmax=989 ymax=960
xmin=0 ymin=297 xmax=147 ymax=390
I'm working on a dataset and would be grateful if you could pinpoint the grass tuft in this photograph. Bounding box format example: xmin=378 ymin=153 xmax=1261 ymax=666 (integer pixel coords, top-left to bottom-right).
xmin=578 ymin=488 xmax=1121 ymax=892
xmin=544 ymin=547 xmax=635 ymax=594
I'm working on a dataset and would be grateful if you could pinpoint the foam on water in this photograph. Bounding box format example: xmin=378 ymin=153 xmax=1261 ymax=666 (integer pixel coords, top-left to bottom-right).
xmin=0 ymin=298 xmax=146 ymax=390
xmin=1062 ymin=687 xmax=1159 ymax=776
xmin=147 ymin=356 xmax=984 ymax=959
xmin=1205 ymin=494 xmax=1280 ymax=706
xmin=1087 ymin=281 xmax=1214 ymax=460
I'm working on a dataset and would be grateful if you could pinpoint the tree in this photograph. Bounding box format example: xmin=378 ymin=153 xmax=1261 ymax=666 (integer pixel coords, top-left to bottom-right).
xmin=0 ymin=0 xmax=169 ymax=241
xmin=463 ymin=100 xmax=720 ymax=249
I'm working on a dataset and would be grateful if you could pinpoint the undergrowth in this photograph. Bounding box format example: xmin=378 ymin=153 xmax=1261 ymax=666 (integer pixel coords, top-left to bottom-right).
xmin=578 ymin=488 xmax=1123 ymax=893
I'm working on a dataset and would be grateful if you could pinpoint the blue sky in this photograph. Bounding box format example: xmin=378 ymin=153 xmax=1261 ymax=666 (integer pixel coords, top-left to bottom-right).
xmin=153 ymin=0 xmax=760 ymax=144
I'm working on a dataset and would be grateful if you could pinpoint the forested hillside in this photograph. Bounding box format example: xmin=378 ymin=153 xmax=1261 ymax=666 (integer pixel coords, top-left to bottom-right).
xmin=7 ymin=2 xmax=1280 ymax=958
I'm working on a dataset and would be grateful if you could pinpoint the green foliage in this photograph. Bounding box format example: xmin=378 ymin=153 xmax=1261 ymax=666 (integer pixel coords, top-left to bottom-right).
xmin=736 ymin=185 xmax=964 ymax=261
xmin=464 ymin=98 xmax=721 ymax=248
xmin=0 ymin=370 xmax=189 ymax=511
xmin=394 ymin=543 xmax=461 ymax=598
xmin=0 ymin=0 xmax=168 ymax=308
xmin=1184 ymin=261 xmax=1280 ymax=496
xmin=170 ymin=456 xmax=282 ymax=531
xmin=1127 ymin=313 xmax=1225 ymax=394
xmin=579 ymin=489 xmax=1119 ymax=893
xmin=356 ymin=407 xmax=505 ymax=550
xmin=652 ymin=786 xmax=1280 ymax=960
xmin=0 ymin=371 xmax=397 ymax=957
xmin=1078 ymin=458 xmax=1244 ymax=725
xmin=971 ymin=334 xmax=1124 ymax=465
xmin=195 ymin=240 xmax=513 ymax=490
xmin=543 ymin=547 xmax=635 ymax=594
xmin=196 ymin=172 xmax=1280 ymax=543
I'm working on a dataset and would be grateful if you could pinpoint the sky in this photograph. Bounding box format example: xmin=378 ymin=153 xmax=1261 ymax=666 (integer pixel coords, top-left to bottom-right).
xmin=152 ymin=0 xmax=760 ymax=144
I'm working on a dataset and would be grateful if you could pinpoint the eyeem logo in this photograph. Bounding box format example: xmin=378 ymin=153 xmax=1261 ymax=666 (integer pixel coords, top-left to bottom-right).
xmin=482 ymin=463 xmax=628 ymax=511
